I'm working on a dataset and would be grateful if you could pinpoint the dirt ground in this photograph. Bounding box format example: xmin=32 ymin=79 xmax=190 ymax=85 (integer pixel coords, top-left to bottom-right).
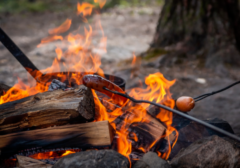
xmin=1 ymin=5 xmax=240 ymax=135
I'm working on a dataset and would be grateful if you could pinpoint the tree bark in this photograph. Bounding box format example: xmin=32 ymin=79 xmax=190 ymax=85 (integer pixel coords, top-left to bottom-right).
xmin=0 ymin=85 xmax=95 ymax=135
xmin=151 ymin=0 xmax=240 ymax=66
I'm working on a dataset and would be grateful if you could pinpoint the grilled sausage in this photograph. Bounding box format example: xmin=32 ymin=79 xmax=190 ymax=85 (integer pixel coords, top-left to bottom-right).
xmin=82 ymin=74 xmax=128 ymax=106
xmin=176 ymin=96 xmax=195 ymax=112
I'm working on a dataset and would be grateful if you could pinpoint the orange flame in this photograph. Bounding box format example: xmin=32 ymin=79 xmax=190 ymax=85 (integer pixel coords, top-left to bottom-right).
xmin=62 ymin=150 xmax=76 ymax=156
xmin=48 ymin=19 xmax=72 ymax=35
xmin=131 ymin=54 xmax=137 ymax=66
xmin=77 ymin=2 xmax=95 ymax=22
xmin=94 ymin=72 xmax=177 ymax=160
xmin=94 ymin=0 xmax=107 ymax=8
xmin=0 ymin=1 xmax=178 ymax=163
xmin=29 ymin=150 xmax=77 ymax=160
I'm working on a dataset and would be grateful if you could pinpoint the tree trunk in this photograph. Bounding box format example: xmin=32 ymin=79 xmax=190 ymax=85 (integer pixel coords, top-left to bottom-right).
xmin=151 ymin=0 xmax=240 ymax=66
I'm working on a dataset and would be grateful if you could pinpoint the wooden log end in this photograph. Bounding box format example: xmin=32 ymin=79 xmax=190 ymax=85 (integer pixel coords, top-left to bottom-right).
xmin=16 ymin=155 xmax=52 ymax=168
xmin=0 ymin=85 xmax=95 ymax=134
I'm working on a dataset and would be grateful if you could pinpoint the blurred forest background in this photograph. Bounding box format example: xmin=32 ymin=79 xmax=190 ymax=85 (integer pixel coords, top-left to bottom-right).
xmin=1 ymin=0 xmax=240 ymax=134
xmin=0 ymin=0 xmax=163 ymax=13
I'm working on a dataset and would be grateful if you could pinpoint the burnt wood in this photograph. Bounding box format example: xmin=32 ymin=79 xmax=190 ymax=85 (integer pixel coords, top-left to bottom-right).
xmin=0 ymin=85 xmax=95 ymax=134
xmin=96 ymin=98 xmax=166 ymax=151
xmin=0 ymin=120 xmax=114 ymax=157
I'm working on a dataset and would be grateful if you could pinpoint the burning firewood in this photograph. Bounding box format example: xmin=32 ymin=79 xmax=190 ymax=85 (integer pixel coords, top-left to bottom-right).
xmin=0 ymin=83 xmax=11 ymax=96
xmin=0 ymin=85 xmax=95 ymax=134
xmin=0 ymin=120 xmax=114 ymax=157
xmin=16 ymin=155 xmax=52 ymax=168
xmin=97 ymin=98 xmax=169 ymax=152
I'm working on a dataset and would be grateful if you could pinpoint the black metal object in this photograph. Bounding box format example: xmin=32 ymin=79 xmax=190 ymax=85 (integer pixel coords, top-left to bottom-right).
xmin=105 ymin=74 xmax=125 ymax=91
xmin=37 ymin=72 xmax=126 ymax=90
xmin=194 ymin=80 xmax=240 ymax=102
xmin=0 ymin=27 xmax=42 ymax=79
xmin=0 ymin=28 xmax=126 ymax=90
xmin=103 ymin=87 xmax=240 ymax=142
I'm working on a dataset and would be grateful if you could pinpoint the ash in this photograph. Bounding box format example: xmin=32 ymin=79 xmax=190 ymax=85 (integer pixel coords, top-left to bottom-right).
xmin=48 ymin=79 xmax=73 ymax=91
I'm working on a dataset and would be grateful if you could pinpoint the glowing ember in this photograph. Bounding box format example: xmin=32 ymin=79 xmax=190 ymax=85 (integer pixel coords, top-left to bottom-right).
xmin=29 ymin=150 xmax=78 ymax=160
xmin=62 ymin=150 xmax=76 ymax=156
xmin=0 ymin=0 xmax=178 ymax=163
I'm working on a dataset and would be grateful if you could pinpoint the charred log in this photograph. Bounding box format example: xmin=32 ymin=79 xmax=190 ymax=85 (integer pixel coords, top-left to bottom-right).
xmin=0 ymin=120 xmax=114 ymax=157
xmin=96 ymin=97 xmax=169 ymax=152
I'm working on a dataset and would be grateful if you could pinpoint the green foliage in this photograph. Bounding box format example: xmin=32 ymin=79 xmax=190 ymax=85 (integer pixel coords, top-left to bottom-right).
xmin=0 ymin=0 xmax=163 ymax=14
xmin=0 ymin=0 xmax=81 ymax=13
xmin=0 ymin=0 xmax=49 ymax=13
xmin=117 ymin=0 xmax=164 ymax=7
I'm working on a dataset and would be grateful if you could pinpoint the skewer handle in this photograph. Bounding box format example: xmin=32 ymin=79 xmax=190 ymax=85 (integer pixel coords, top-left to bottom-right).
xmin=0 ymin=27 xmax=42 ymax=80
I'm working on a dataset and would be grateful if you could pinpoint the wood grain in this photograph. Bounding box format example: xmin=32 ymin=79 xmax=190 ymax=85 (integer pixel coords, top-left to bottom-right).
xmin=0 ymin=120 xmax=114 ymax=157
xmin=0 ymin=85 xmax=95 ymax=134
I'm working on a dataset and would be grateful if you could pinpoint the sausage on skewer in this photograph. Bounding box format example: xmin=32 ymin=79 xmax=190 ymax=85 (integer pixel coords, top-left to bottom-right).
xmin=82 ymin=74 xmax=128 ymax=106
xmin=176 ymin=96 xmax=195 ymax=112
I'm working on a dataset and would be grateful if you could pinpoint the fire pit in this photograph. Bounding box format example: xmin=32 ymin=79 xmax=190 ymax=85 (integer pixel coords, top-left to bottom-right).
xmin=1 ymin=1 xmax=240 ymax=168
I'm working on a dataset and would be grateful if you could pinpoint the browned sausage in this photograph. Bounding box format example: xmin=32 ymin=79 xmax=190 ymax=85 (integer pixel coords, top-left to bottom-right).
xmin=82 ymin=74 xmax=128 ymax=106
xmin=176 ymin=96 xmax=195 ymax=112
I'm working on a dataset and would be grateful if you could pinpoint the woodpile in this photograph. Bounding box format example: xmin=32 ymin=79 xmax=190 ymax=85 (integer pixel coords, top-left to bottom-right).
xmin=0 ymin=83 xmax=172 ymax=167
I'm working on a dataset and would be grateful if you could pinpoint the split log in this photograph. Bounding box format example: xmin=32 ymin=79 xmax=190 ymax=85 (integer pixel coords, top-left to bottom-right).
xmin=0 ymin=120 xmax=114 ymax=157
xmin=0 ymin=85 xmax=95 ymax=134
xmin=16 ymin=155 xmax=52 ymax=168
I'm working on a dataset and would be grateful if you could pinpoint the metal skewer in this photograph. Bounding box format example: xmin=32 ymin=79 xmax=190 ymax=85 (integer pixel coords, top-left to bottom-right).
xmin=103 ymin=87 xmax=240 ymax=142
xmin=194 ymin=80 xmax=240 ymax=102
xmin=0 ymin=27 xmax=43 ymax=80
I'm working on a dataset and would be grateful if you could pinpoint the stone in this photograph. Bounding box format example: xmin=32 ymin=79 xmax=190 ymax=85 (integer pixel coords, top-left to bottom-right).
xmin=170 ymin=135 xmax=240 ymax=168
xmin=142 ymin=152 xmax=171 ymax=168
xmin=169 ymin=117 xmax=234 ymax=159
xmin=52 ymin=149 xmax=129 ymax=168
xmin=133 ymin=160 xmax=150 ymax=168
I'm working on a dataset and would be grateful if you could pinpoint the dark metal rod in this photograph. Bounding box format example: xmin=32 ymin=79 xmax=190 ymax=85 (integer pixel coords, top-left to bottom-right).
xmin=103 ymin=87 xmax=240 ymax=142
xmin=0 ymin=27 xmax=42 ymax=80
xmin=194 ymin=80 xmax=240 ymax=102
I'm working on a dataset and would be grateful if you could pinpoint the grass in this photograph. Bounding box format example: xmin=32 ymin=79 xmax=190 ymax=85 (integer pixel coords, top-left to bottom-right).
xmin=0 ymin=0 xmax=50 ymax=13
xmin=0 ymin=0 xmax=82 ymax=14
xmin=117 ymin=0 xmax=164 ymax=7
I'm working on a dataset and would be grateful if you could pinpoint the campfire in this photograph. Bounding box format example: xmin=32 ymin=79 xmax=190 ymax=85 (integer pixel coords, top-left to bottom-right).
xmin=0 ymin=1 xmax=240 ymax=168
